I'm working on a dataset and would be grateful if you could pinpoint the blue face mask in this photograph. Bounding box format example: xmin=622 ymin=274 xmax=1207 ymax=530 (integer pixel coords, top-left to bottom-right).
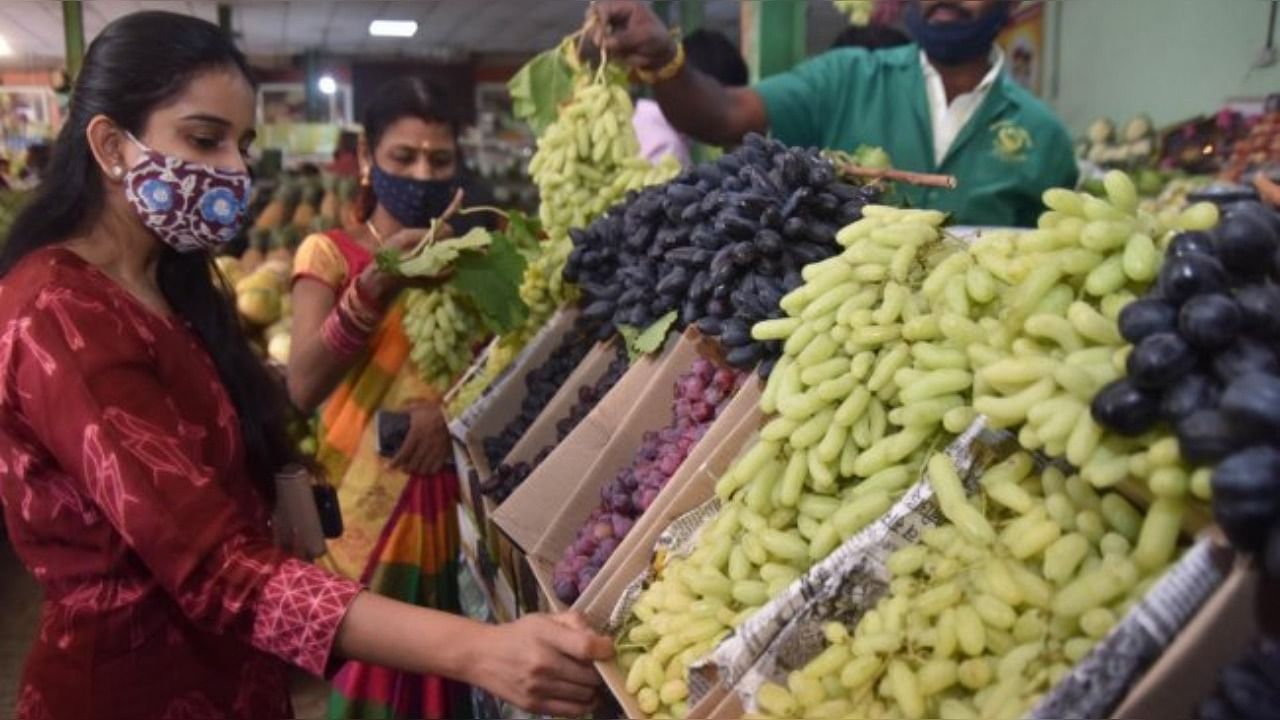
xmin=370 ymin=164 xmax=457 ymax=229
xmin=906 ymin=1 xmax=1012 ymax=66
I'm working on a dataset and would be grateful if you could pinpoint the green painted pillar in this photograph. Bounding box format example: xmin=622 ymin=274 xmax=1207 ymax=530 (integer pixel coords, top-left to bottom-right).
xmin=62 ymin=0 xmax=85 ymax=81
xmin=679 ymin=0 xmax=705 ymax=32
xmin=217 ymin=3 xmax=233 ymax=40
xmin=742 ymin=0 xmax=806 ymax=83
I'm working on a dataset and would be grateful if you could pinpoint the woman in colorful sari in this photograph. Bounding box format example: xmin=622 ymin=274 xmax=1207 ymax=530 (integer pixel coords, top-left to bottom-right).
xmin=287 ymin=78 xmax=494 ymax=719
xmin=0 ymin=12 xmax=609 ymax=720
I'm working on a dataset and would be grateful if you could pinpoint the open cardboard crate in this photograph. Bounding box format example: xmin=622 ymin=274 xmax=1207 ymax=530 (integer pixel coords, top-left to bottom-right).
xmin=480 ymin=340 xmax=628 ymax=613
xmin=493 ymin=328 xmax=759 ymax=613
xmin=447 ymin=310 xmax=582 ymax=560
xmin=528 ymin=331 xmax=760 ymax=614
xmin=491 ymin=332 xmax=673 ymax=555
xmin=579 ymin=406 xmax=1251 ymax=720
xmin=577 ymin=403 xmax=763 ymax=719
xmin=1112 ymin=557 xmax=1275 ymax=719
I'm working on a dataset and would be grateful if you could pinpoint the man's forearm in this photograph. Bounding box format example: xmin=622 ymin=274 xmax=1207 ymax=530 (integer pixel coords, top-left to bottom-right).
xmin=652 ymin=66 xmax=766 ymax=148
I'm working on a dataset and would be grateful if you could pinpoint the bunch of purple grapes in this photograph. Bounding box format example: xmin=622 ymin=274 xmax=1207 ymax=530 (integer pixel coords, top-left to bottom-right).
xmin=481 ymin=344 xmax=630 ymax=503
xmin=552 ymin=358 xmax=744 ymax=604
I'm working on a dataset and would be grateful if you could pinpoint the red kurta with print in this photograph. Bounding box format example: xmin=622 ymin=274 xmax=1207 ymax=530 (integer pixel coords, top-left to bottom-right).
xmin=0 ymin=248 xmax=363 ymax=720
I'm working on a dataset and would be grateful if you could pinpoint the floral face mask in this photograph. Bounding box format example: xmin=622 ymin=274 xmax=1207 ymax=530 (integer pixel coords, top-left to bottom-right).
xmin=122 ymin=133 xmax=252 ymax=253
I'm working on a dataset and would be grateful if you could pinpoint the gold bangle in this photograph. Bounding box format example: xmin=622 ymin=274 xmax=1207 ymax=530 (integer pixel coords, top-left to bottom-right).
xmin=636 ymin=31 xmax=685 ymax=85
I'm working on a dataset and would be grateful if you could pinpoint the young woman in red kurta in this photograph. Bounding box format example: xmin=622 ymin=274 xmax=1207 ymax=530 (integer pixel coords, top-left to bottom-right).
xmin=0 ymin=12 xmax=610 ymax=720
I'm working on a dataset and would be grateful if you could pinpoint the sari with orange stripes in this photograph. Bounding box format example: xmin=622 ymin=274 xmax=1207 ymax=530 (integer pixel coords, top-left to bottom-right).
xmin=292 ymin=230 xmax=467 ymax=720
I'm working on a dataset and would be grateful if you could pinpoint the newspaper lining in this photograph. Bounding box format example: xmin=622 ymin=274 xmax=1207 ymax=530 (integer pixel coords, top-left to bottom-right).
xmin=693 ymin=418 xmax=991 ymax=708
xmin=710 ymin=418 xmax=1228 ymax=718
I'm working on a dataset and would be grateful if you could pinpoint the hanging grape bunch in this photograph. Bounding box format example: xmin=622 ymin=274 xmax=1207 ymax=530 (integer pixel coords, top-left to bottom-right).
xmin=1089 ymin=201 xmax=1280 ymax=575
xmin=403 ymin=287 xmax=485 ymax=390
xmin=564 ymin=132 xmax=879 ymax=369
xmin=449 ymin=33 xmax=678 ymax=417
xmin=527 ymin=43 xmax=680 ymax=242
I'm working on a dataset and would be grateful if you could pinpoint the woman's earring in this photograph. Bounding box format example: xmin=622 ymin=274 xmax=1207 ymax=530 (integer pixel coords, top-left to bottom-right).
xmin=112 ymin=166 xmax=124 ymax=178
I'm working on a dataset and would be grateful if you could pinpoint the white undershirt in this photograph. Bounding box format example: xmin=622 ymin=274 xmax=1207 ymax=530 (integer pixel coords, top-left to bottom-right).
xmin=920 ymin=47 xmax=1005 ymax=165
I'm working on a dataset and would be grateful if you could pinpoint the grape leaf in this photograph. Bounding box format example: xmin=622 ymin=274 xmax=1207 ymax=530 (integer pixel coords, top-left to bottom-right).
xmin=448 ymin=232 xmax=528 ymax=334
xmin=508 ymin=47 xmax=574 ymax=136
xmin=503 ymin=210 xmax=544 ymax=261
xmin=617 ymin=311 xmax=677 ymax=362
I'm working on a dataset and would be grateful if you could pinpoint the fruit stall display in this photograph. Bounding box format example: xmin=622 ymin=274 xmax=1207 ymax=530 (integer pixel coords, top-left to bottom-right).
xmin=214 ymin=22 xmax=1278 ymax=719
xmin=536 ymin=171 xmax=1280 ymax=720
xmin=416 ymin=36 xmax=1279 ymax=706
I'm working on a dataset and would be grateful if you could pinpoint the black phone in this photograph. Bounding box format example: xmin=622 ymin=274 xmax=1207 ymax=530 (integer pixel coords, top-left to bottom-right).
xmin=377 ymin=411 xmax=411 ymax=459
xmin=312 ymin=484 xmax=343 ymax=539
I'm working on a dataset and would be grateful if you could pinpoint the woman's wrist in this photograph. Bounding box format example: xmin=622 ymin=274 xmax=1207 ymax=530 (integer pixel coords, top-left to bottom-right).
xmin=356 ymin=265 xmax=397 ymax=310
xmin=442 ymin=618 xmax=497 ymax=688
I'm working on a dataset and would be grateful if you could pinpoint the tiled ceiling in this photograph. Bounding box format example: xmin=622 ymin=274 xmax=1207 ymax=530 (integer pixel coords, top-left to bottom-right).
xmin=0 ymin=1 xmax=851 ymax=65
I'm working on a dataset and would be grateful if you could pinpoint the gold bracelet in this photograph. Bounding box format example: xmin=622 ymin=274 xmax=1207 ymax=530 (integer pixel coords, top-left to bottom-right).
xmin=636 ymin=30 xmax=685 ymax=85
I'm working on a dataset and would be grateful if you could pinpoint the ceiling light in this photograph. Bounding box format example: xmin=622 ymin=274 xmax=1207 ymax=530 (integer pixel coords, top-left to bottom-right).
xmin=0 ymin=34 xmax=13 ymax=57
xmin=369 ymin=20 xmax=418 ymax=38
xmin=318 ymin=75 xmax=337 ymax=96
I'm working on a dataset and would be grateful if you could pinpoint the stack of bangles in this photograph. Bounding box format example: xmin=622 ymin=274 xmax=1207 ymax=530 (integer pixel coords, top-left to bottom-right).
xmin=320 ymin=281 xmax=384 ymax=357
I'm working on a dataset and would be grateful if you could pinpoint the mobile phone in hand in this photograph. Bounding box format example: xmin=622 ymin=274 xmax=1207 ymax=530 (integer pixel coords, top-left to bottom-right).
xmin=377 ymin=411 xmax=410 ymax=459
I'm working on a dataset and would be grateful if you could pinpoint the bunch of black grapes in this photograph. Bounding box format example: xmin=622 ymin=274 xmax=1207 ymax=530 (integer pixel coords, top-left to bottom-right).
xmin=1091 ymin=201 xmax=1280 ymax=574
xmin=481 ymin=331 xmax=593 ymax=469
xmin=1199 ymin=640 xmax=1280 ymax=720
xmin=564 ymin=132 xmax=879 ymax=376
xmin=481 ymin=343 xmax=630 ymax=503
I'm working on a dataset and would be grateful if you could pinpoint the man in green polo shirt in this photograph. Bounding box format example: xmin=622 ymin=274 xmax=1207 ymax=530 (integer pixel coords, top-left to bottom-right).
xmin=595 ymin=0 xmax=1078 ymax=227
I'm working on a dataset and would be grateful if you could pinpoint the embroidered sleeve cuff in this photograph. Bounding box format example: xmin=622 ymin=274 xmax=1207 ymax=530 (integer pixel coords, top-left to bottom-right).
xmin=250 ymin=558 xmax=363 ymax=677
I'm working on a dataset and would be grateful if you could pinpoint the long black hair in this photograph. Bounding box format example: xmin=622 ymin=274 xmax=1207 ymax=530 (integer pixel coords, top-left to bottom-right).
xmin=0 ymin=11 xmax=297 ymax=498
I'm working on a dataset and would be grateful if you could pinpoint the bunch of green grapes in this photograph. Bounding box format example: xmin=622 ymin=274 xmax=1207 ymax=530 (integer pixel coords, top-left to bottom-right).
xmin=964 ymin=171 xmax=1220 ymax=503
xmin=618 ymin=206 xmax=1014 ymax=718
xmin=833 ymin=0 xmax=874 ymax=25
xmin=752 ymin=449 xmax=1184 ymax=720
xmin=403 ymin=288 xmax=484 ymax=391
xmin=528 ymin=62 xmax=679 ymax=241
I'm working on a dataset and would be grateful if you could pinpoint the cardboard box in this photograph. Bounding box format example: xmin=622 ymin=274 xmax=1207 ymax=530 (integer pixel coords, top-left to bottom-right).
xmin=479 ymin=340 xmax=627 ymax=613
xmin=517 ymin=330 xmax=760 ymax=614
xmin=580 ymin=404 xmax=763 ymax=719
xmin=490 ymin=332 xmax=677 ymax=554
xmin=501 ymin=340 xmax=626 ymax=481
xmin=1112 ymin=557 xmax=1265 ymax=720
xmin=448 ymin=309 xmax=582 ymax=524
